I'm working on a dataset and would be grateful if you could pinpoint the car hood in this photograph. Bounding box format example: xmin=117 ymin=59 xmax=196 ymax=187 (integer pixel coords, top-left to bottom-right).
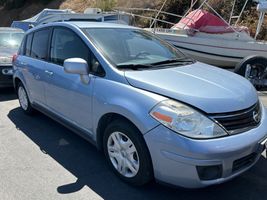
xmin=124 ymin=62 xmax=258 ymax=113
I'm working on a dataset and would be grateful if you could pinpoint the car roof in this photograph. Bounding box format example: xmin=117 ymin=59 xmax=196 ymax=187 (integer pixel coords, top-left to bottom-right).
xmin=65 ymin=21 xmax=137 ymax=29
xmin=0 ymin=27 xmax=24 ymax=32
xmin=25 ymin=21 xmax=141 ymax=36
xmin=28 ymin=21 xmax=139 ymax=32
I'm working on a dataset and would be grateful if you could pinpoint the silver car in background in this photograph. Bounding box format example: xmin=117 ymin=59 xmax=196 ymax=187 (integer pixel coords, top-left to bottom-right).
xmin=0 ymin=27 xmax=24 ymax=88
xmin=13 ymin=22 xmax=267 ymax=188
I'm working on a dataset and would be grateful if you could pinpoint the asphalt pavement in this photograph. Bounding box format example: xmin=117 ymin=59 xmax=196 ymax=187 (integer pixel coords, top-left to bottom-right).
xmin=1 ymin=88 xmax=267 ymax=200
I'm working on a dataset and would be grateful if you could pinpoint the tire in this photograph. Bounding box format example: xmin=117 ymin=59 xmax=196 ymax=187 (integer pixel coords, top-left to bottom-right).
xmin=17 ymin=82 xmax=34 ymax=115
xmin=234 ymin=55 xmax=267 ymax=90
xmin=103 ymin=119 xmax=153 ymax=186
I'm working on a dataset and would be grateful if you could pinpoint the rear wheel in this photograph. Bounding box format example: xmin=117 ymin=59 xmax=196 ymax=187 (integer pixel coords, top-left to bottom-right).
xmin=103 ymin=119 xmax=153 ymax=186
xmin=17 ymin=82 xmax=34 ymax=114
xmin=234 ymin=56 xmax=267 ymax=90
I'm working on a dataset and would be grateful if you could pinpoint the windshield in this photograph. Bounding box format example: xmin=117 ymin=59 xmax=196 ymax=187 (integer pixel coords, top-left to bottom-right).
xmin=0 ymin=32 xmax=24 ymax=49
xmin=84 ymin=28 xmax=191 ymax=69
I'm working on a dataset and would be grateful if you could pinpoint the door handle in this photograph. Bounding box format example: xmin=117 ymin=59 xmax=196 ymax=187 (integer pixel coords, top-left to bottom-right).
xmin=45 ymin=70 xmax=54 ymax=76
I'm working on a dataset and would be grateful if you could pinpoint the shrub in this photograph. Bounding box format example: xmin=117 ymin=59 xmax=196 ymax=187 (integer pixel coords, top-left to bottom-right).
xmin=5 ymin=0 xmax=26 ymax=10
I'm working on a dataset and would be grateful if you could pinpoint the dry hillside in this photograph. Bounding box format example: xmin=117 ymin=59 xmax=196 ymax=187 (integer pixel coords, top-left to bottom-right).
xmin=0 ymin=0 xmax=95 ymax=26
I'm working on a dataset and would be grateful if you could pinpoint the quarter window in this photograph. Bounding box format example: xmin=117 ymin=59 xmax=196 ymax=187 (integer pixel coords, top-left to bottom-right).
xmin=31 ymin=29 xmax=50 ymax=60
xmin=18 ymin=37 xmax=25 ymax=55
xmin=25 ymin=33 xmax=33 ymax=56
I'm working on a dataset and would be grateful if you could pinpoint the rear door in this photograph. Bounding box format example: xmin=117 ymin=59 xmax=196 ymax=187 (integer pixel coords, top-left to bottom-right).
xmin=19 ymin=28 xmax=51 ymax=105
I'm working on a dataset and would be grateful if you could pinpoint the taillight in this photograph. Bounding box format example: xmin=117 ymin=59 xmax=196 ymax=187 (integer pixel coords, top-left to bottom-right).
xmin=12 ymin=54 xmax=18 ymax=63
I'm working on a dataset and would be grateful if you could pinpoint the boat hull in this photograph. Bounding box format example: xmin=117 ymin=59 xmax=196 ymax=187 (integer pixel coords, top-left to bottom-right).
xmin=174 ymin=45 xmax=240 ymax=68
xmin=156 ymin=32 xmax=267 ymax=68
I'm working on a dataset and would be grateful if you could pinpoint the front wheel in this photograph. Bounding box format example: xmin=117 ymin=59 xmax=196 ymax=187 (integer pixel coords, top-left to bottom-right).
xmin=234 ymin=55 xmax=267 ymax=90
xmin=103 ymin=119 xmax=153 ymax=186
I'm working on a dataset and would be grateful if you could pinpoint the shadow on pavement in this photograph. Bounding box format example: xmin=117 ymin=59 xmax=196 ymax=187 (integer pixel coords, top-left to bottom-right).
xmin=0 ymin=88 xmax=16 ymax=101
xmin=7 ymin=107 xmax=267 ymax=200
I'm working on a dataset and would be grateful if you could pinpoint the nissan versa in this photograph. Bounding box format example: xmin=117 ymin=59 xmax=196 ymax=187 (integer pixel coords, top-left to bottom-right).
xmin=13 ymin=22 xmax=267 ymax=188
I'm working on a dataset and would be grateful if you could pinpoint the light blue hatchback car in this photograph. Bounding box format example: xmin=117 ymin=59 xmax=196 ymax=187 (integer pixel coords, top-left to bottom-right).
xmin=13 ymin=22 xmax=267 ymax=188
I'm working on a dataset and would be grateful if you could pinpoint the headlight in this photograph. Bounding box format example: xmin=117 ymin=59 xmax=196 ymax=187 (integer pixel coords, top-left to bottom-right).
xmin=150 ymin=100 xmax=228 ymax=139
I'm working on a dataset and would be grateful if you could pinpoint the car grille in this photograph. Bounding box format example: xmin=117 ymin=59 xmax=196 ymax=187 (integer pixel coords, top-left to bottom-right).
xmin=209 ymin=102 xmax=261 ymax=135
xmin=232 ymin=153 xmax=257 ymax=173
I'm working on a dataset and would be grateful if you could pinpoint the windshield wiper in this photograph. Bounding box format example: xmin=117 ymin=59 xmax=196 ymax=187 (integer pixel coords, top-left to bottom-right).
xmin=117 ymin=63 xmax=153 ymax=70
xmin=150 ymin=58 xmax=194 ymax=66
xmin=116 ymin=58 xmax=194 ymax=70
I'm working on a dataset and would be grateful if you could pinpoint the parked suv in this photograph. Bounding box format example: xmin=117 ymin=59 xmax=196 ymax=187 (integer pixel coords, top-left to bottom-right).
xmin=0 ymin=27 xmax=24 ymax=88
xmin=13 ymin=22 xmax=267 ymax=188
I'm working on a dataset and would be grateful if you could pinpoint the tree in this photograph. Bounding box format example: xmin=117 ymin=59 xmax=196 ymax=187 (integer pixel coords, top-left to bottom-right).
xmin=0 ymin=0 xmax=26 ymax=9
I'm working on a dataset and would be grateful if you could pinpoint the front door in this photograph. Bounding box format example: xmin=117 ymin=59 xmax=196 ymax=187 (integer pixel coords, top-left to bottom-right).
xmin=44 ymin=27 xmax=95 ymax=133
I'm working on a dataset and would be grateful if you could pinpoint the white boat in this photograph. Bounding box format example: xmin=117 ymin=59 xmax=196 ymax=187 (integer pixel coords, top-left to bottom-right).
xmin=151 ymin=24 xmax=267 ymax=68
xmin=117 ymin=0 xmax=267 ymax=89
xmin=119 ymin=0 xmax=267 ymax=68
xmin=151 ymin=0 xmax=267 ymax=68
xmin=148 ymin=28 xmax=264 ymax=68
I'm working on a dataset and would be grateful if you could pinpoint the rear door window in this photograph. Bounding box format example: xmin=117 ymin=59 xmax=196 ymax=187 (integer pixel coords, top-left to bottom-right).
xmin=31 ymin=29 xmax=50 ymax=60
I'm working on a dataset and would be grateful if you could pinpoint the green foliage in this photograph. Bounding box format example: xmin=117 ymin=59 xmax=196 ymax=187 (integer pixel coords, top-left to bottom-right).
xmin=0 ymin=0 xmax=5 ymax=6
xmin=39 ymin=0 xmax=51 ymax=4
xmin=0 ymin=0 xmax=50 ymax=8
xmin=5 ymin=0 xmax=26 ymax=9
xmin=205 ymin=0 xmax=255 ymax=22
xmin=161 ymin=0 xmax=193 ymax=26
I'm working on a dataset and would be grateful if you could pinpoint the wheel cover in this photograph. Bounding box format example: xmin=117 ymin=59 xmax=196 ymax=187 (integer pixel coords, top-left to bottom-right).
xmin=245 ymin=63 xmax=266 ymax=85
xmin=107 ymin=131 xmax=140 ymax=178
xmin=18 ymin=86 xmax=28 ymax=110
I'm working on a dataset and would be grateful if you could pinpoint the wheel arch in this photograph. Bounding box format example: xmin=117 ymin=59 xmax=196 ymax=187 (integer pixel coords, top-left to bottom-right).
xmin=234 ymin=55 xmax=267 ymax=75
xmin=13 ymin=74 xmax=33 ymax=103
xmin=96 ymin=112 xmax=142 ymax=150
xmin=14 ymin=77 xmax=22 ymax=91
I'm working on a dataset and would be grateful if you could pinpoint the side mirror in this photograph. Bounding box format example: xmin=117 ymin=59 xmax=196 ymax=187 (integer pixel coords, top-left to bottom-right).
xmin=64 ymin=58 xmax=90 ymax=84
xmin=64 ymin=58 xmax=89 ymax=74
